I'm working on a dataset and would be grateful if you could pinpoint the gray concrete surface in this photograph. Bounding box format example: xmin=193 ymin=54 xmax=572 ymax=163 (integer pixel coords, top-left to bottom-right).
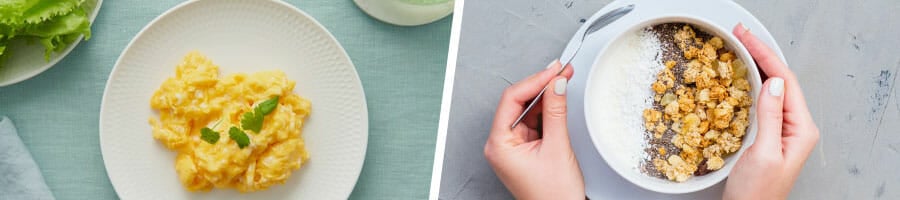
xmin=439 ymin=0 xmax=900 ymax=199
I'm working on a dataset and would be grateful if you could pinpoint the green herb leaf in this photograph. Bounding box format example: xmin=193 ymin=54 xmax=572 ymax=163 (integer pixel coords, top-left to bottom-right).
xmin=199 ymin=127 xmax=219 ymax=144
xmin=257 ymin=96 xmax=279 ymax=115
xmin=240 ymin=96 xmax=280 ymax=133
xmin=240 ymin=111 xmax=262 ymax=133
xmin=228 ymin=126 xmax=250 ymax=149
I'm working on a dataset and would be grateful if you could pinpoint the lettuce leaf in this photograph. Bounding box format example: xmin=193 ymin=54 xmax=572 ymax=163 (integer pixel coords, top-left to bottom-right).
xmin=0 ymin=0 xmax=27 ymax=25
xmin=0 ymin=22 xmax=16 ymax=38
xmin=23 ymin=7 xmax=90 ymax=60
xmin=0 ymin=0 xmax=91 ymax=66
xmin=21 ymin=6 xmax=88 ymax=38
xmin=22 ymin=0 xmax=85 ymax=24
xmin=1 ymin=0 xmax=84 ymax=24
xmin=0 ymin=40 xmax=6 ymax=56
xmin=0 ymin=38 xmax=8 ymax=67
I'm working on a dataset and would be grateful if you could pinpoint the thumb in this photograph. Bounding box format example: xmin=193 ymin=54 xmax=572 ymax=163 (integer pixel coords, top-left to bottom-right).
xmin=541 ymin=76 xmax=571 ymax=148
xmin=753 ymin=77 xmax=785 ymax=153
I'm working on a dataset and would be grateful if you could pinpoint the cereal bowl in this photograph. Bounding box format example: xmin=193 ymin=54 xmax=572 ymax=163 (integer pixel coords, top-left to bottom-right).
xmin=583 ymin=15 xmax=762 ymax=194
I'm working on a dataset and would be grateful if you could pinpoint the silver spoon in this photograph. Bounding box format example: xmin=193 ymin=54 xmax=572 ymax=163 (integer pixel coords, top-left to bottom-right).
xmin=511 ymin=4 xmax=635 ymax=129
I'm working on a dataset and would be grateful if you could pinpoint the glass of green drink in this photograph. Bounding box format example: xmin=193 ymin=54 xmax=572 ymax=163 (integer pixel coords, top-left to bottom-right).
xmin=354 ymin=0 xmax=454 ymax=26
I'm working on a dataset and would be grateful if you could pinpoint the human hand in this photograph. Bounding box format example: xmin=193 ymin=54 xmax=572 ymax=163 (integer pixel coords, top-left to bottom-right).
xmin=484 ymin=60 xmax=584 ymax=200
xmin=723 ymin=24 xmax=820 ymax=200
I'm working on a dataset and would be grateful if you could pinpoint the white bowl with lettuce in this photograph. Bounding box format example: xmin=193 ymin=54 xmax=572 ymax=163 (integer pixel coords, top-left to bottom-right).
xmin=0 ymin=0 xmax=101 ymax=87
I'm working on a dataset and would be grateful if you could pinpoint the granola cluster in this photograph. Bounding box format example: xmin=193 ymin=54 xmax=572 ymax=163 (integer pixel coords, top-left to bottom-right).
xmin=642 ymin=25 xmax=752 ymax=182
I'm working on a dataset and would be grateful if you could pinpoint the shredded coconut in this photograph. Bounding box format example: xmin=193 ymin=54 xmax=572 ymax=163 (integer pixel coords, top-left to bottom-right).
xmin=609 ymin=29 xmax=665 ymax=170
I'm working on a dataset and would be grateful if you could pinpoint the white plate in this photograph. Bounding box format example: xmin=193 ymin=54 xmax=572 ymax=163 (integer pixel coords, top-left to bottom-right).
xmin=99 ymin=0 xmax=368 ymax=199
xmin=0 ymin=0 xmax=103 ymax=87
xmin=564 ymin=0 xmax=786 ymax=199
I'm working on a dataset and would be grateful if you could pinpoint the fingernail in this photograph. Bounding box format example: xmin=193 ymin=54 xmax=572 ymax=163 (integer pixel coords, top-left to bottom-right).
xmin=768 ymin=77 xmax=784 ymax=97
xmin=739 ymin=23 xmax=750 ymax=35
xmin=554 ymin=78 xmax=567 ymax=95
xmin=546 ymin=59 xmax=559 ymax=70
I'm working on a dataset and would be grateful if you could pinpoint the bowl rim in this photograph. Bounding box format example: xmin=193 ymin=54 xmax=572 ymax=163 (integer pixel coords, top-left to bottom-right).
xmin=582 ymin=14 xmax=762 ymax=194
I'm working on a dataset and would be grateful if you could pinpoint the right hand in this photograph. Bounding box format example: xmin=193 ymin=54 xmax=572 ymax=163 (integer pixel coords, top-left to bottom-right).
xmin=484 ymin=60 xmax=584 ymax=200
xmin=723 ymin=24 xmax=820 ymax=200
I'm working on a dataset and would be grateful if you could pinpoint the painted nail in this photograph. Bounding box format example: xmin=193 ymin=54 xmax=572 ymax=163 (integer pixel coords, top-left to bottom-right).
xmin=768 ymin=77 xmax=784 ymax=97
xmin=554 ymin=78 xmax=567 ymax=95
xmin=546 ymin=59 xmax=559 ymax=70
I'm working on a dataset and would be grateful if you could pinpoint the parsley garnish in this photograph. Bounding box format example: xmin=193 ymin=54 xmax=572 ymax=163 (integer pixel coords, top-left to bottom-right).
xmin=200 ymin=127 xmax=220 ymax=144
xmin=203 ymin=96 xmax=278 ymax=149
xmin=241 ymin=96 xmax=279 ymax=133
xmin=240 ymin=112 xmax=262 ymax=133
xmin=257 ymin=96 xmax=279 ymax=115
xmin=229 ymin=126 xmax=250 ymax=149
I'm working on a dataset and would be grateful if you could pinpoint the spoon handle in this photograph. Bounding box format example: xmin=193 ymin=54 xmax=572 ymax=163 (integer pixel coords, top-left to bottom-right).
xmin=510 ymin=64 xmax=567 ymax=129
xmin=509 ymin=4 xmax=634 ymax=129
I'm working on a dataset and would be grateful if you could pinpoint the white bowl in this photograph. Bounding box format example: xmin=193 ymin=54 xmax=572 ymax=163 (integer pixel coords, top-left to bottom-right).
xmin=0 ymin=0 xmax=103 ymax=87
xmin=583 ymin=15 xmax=762 ymax=194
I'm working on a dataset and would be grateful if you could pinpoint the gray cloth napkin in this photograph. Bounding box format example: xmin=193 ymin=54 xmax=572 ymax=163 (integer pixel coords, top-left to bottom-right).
xmin=0 ymin=116 xmax=54 ymax=200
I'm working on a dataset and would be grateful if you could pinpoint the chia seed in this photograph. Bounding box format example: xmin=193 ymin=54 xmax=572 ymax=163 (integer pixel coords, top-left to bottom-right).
xmin=639 ymin=23 xmax=716 ymax=179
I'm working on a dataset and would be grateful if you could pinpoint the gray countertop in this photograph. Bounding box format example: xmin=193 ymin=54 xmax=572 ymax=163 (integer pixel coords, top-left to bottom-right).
xmin=439 ymin=0 xmax=900 ymax=199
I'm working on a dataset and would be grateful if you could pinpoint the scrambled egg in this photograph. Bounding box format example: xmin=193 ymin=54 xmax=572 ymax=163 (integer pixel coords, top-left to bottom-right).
xmin=149 ymin=51 xmax=312 ymax=192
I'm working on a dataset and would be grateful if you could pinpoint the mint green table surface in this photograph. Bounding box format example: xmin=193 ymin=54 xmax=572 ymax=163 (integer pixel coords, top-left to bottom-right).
xmin=0 ymin=0 xmax=450 ymax=199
